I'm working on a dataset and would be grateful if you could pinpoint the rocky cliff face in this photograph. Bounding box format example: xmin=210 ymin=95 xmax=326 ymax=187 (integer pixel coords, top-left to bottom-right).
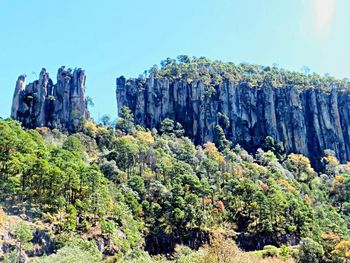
xmin=116 ymin=75 xmax=350 ymax=166
xmin=11 ymin=67 xmax=88 ymax=132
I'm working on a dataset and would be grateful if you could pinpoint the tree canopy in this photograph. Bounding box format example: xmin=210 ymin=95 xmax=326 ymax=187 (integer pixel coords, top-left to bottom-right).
xmin=1 ymin=117 xmax=350 ymax=262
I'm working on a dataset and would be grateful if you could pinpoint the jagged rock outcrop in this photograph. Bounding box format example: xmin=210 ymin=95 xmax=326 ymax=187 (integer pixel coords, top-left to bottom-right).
xmin=116 ymin=75 xmax=350 ymax=167
xmin=11 ymin=67 xmax=88 ymax=132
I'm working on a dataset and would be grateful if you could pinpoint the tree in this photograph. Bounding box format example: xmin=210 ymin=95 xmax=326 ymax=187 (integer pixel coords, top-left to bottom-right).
xmin=285 ymin=154 xmax=315 ymax=183
xmin=174 ymin=122 xmax=185 ymax=137
xmin=217 ymin=112 xmax=230 ymax=129
xmin=214 ymin=125 xmax=231 ymax=151
xmin=262 ymin=136 xmax=285 ymax=160
xmin=160 ymin=118 xmax=174 ymax=135
xmin=3 ymin=251 xmax=20 ymax=263
xmin=85 ymin=96 xmax=94 ymax=109
xmin=14 ymin=221 xmax=33 ymax=260
xmin=322 ymin=152 xmax=339 ymax=178
xmin=99 ymin=114 xmax=112 ymax=127
xmin=117 ymin=106 xmax=135 ymax=134
xmin=177 ymin=55 xmax=191 ymax=64
xmin=298 ymin=238 xmax=324 ymax=263
xmin=332 ymin=240 xmax=350 ymax=260
xmin=99 ymin=159 xmax=119 ymax=182
xmin=111 ymin=136 xmax=139 ymax=176
xmin=62 ymin=136 xmax=86 ymax=158
xmin=160 ymin=118 xmax=184 ymax=137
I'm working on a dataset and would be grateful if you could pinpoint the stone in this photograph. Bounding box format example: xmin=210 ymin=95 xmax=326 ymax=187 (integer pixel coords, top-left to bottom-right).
xmin=11 ymin=67 xmax=89 ymax=133
xmin=116 ymin=76 xmax=350 ymax=168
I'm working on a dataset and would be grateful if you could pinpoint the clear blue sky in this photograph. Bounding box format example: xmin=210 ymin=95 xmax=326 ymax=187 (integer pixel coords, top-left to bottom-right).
xmin=1 ymin=0 xmax=349 ymax=120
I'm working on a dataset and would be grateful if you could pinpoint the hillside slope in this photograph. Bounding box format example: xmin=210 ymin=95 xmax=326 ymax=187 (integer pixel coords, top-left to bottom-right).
xmin=1 ymin=118 xmax=350 ymax=262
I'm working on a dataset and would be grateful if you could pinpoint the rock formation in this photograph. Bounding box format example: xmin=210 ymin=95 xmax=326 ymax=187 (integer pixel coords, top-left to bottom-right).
xmin=11 ymin=67 xmax=88 ymax=133
xmin=116 ymin=74 xmax=350 ymax=167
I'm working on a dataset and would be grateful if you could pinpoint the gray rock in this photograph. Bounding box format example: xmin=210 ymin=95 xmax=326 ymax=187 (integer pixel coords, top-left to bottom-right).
xmin=116 ymin=77 xmax=350 ymax=167
xmin=11 ymin=67 xmax=89 ymax=133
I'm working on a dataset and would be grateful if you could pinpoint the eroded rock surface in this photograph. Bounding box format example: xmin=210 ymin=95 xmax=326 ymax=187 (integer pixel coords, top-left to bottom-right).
xmin=116 ymin=75 xmax=350 ymax=166
xmin=11 ymin=67 xmax=88 ymax=133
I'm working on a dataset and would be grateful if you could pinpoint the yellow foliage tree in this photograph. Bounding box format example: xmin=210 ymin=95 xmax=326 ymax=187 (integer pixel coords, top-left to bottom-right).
xmin=286 ymin=154 xmax=315 ymax=183
xmin=332 ymin=240 xmax=350 ymax=260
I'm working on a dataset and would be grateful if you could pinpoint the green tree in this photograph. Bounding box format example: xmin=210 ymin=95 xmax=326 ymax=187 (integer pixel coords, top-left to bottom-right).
xmin=62 ymin=136 xmax=86 ymax=158
xmin=262 ymin=136 xmax=285 ymax=160
xmin=214 ymin=125 xmax=231 ymax=151
xmin=14 ymin=221 xmax=33 ymax=259
xmin=117 ymin=106 xmax=135 ymax=134
xmin=298 ymin=238 xmax=324 ymax=263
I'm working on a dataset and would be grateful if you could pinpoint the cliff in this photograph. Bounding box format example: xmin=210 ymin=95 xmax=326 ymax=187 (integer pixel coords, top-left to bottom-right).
xmin=11 ymin=67 xmax=88 ymax=132
xmin=116 ymin=58 xmax=350 ymax=167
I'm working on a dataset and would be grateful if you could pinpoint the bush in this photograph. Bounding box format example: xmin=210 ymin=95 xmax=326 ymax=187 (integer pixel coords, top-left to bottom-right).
xmin=298 ymin=238 xmax=324 ymax=263
xmin=100 ymin=219 xmax=116 ymax=235
xmin=279 ymin=244 xmax=291 ymax=260
xmin=56 ymin=234 xmax=102 ymax=262
xmin=262 ymin=245 xmax=279 ymax=258
xmin=173 ymin=245 xmax=201 ymax=263
xmin=32 ymin=245 xmax=98 ymax=263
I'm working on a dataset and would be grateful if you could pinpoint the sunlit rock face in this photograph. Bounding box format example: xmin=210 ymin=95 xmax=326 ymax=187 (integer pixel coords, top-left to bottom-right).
xmin=11 ymin=67 xmax=88 ymax=133
xmin=117 ymin=74 xmax=350 ymax=167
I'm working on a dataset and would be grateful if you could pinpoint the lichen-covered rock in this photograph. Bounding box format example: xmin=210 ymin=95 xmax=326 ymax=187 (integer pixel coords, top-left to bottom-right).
xmin=11 ymin=67 xmax=89 ymax=133
xmin=116 ymin=75 xmax=350 ymax=167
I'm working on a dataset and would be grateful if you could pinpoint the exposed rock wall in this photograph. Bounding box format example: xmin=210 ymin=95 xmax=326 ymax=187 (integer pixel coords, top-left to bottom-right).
xmin=11 ymin=67 xmax=88 ymax=132
xmin=116 ymin=75 xmax=350 ymax=166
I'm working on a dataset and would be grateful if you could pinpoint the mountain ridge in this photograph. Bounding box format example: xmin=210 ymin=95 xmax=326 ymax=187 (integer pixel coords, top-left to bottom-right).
xmin=116 ymin=56 xmax=350 ymax=168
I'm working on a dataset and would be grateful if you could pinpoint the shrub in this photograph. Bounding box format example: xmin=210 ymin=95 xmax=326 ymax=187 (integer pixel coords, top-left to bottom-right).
xmin=298 ymin=238 xmax=324 ymax=263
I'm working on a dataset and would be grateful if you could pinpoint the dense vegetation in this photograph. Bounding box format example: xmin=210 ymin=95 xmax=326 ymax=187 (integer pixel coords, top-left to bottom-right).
xmin=144 ymin=55 xmax=350 ymax=92
xmin=1 ymin=110 xmax=350 ymax=262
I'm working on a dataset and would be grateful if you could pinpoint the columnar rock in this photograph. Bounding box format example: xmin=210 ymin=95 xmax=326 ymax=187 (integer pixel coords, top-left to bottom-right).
xmin=116 ymin=75 xmax=350 ymax=167
xmin=11 ymin=67 xmax=89 ymax=132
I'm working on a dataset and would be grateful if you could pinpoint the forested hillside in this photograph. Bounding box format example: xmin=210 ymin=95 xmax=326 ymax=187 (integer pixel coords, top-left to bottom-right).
xmin=1 ymin=113 xmax=350 ymax=262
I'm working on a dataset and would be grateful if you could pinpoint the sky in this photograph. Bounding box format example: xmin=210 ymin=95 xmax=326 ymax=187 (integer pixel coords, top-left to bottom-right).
xmin=1 ymin=0 xmax=349 ymax=120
